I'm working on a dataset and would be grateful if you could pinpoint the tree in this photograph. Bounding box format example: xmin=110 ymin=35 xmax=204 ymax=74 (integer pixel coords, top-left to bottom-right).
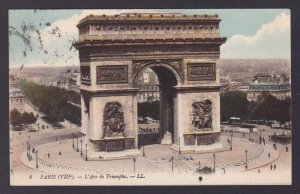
xmin=251 ymin=94 xmax=291 ymax=127
xmin=21 ymin=112 xmax=37 ymax=127
xmin=10 ymin=109 xmax=22 ymax=127
xmin=220 ymin=91 xmax=249 ymax=121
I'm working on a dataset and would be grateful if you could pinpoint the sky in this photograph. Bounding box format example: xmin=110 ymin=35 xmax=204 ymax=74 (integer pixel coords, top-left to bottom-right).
xmin=9 ymin=9 xmax=290 ymax=67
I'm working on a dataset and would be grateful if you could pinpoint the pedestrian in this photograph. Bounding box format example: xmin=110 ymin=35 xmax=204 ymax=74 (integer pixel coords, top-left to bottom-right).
xmin=286 ymin=146 xmax=288 ymax=152
xmin=258 ymin=169 xmax=260 ymax=173
xmin=48 ymin=153 xmax=50 ymax=158
xmin=59 ymin=151 xmax=61 ymax=155
xmin=270 ymin=164 xmax=273 ymax=170
xmin=268 ymin=153 xmax=270 ymax=158
xmin=223 ymin=168 xmax=226 ymax=174
xmin=274 ymin=164 xmax=276 ymax=170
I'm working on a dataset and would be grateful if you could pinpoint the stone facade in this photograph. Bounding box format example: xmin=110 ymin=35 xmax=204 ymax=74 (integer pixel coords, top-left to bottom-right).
xmin=247 ymin=73 xmax=291 ymax=101
xmin=75 ymin=13 xmax=226 ymax=158
xmin=9 ymin=75 xmax=25 ymax=113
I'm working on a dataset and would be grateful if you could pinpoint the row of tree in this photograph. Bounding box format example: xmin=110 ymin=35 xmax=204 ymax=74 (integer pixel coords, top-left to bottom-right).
xmin=221 ymin=91 xmax=291 ymax=125
xmin=19 ymin=79 xmax=81 ymax=126
xmin=138 ymin=91 xmax=291 ymax=127
xmin=10 ymin=109 xmax=37 ymax=129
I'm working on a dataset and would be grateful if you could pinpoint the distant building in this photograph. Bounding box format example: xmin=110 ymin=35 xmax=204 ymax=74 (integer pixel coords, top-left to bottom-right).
xmin=137 ymin=84 xmax=160 ymax=102
xmin=247 ymin=73 xmax=290 ymax=101
xmin=137 ymin=68 xmax=159 ymax=102
xmin=9 ymin=75 xmax=25 ymax=113
xmin=69 ymin=72 xmax=81 ymax=92
xmin=57 ymin=75 xmax=69 ymax=90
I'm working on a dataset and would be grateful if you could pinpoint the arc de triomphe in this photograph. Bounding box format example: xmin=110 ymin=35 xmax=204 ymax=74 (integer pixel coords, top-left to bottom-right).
xmin=74 ymin=13 xmax=226 ymax=159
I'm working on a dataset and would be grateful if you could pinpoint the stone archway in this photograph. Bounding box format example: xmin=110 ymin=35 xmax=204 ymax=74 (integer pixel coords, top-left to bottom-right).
xmin=75 ymin=13 xmax=226 ymax=159
xmin=133 ymin=62 xmax=181 ymax=145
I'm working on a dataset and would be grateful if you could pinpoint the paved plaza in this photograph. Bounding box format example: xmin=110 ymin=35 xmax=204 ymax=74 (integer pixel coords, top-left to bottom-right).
xmin=10 ymin=123 xmax=291 ymax=185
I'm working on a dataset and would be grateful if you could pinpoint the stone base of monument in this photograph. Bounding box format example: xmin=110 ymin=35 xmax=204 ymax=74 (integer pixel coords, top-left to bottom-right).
xmin=171 ymin=143 xmax=226 ymax=153
xmin=88 ymin=137 xmax=141 ymax=160
xmin=87 ymin=149 xmax=141 ymax=160
xmin=171 ymin=132 xmax=226 ymax=153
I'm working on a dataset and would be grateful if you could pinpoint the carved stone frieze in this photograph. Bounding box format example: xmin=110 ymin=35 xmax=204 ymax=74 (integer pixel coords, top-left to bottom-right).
xmin=80 ymin=66 xmax=91 ymax=85
xmin=96 ymin=65 xmax=128 ymax=84
xmin=187 ymin=63 xmax=216 ymax=81
xmin=132 ymin=59 xmax=183 ymax=81
xmin=191 ymin=99 xmax=213 ymax=131
xmin=102 ymin=102 xmax=125 ymax=138
xmin=79 ymin=44 xmax=219 ymax=60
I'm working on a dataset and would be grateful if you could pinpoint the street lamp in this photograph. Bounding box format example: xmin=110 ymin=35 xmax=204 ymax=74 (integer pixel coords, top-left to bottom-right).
xmin=28 ymin=136 xmax=31 ymax=160
xmin=259 ymin=129 xmax=262 ymax=144
xmin=26 ymin=140 xmax=29 ymax=160
xmin=230 ymin=130 xmax=233 ymax=151
xmin=171 ymin=157 xmax=174 ymax=172
xmin=245 ymin=150 xmax=248 ymax=169
xmin=213 ymin=153 xmax=216 ymax=173
xmin=133 ymin=158 xmax=136 ymax=173
xmin=178 ymin=137 xmax=181 ymax=154
xmin=36 ymin=150 xmax=38 ymax=169
xmin=80 ymin=139 xmax=83 ymax=156
xmin=72 ymin=133 xmax=74 ymax=148
xmin=249 ymin=130 xmax=251 ymax=141
xmin=76 ymin=133 xmax=79 ymax=152
xmin=85 ymin=144 xmax=88 ymax=161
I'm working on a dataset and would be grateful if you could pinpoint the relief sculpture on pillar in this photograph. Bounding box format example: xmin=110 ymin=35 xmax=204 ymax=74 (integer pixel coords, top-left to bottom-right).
xmin=191 ymin=99 xmax=212 ymax=130
xmin=102 ymin=102 xmax=125 ymax=138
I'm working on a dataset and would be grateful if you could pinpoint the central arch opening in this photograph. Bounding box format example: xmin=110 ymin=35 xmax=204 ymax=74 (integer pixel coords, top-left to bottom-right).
xmin=134 ymin=63 xmax=179 ymax=147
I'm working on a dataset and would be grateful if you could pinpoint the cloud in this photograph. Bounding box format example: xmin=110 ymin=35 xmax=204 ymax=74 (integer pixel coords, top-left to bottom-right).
xmin=220 ymin=12 xmax=290 ymax=59
xmin=36 ymin=9 xmax=163 ymax=66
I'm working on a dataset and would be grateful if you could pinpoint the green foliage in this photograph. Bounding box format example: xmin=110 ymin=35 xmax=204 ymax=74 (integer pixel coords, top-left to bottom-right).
xmin=138 ymin=101 xmax=160 ymax=120
xmin=10 ymin=109 xmax=37 ymax=129
xmin=19 ymin=79 xmax=81 ymax=125
xmin=21 ymin=112 xmax=37 ymax=126
xmin=221 ymin=91 xmax=291 ymax=124
xmin=252 ymin=94 xmax=290 ymax=124
xmin=10 ymin=109 xmax=22 ymax=127
xmin=221 ymin=91 xmax=249 ymax=121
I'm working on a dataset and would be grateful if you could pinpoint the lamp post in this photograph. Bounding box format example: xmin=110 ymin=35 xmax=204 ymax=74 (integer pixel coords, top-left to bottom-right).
xmin=85 ymin=144 xmax=88 ymax=161
xmin=133 ymin=158 xmax=136 ymax=174
xmin=80 ymin=139 xmax=83 ymax=156
xmin=259 ymin=129 xmax=262 ymax=144
xmin=28 ymin=136 xmax=31 ymax=160
xmin=171 ymin=157 xmax=174 ymax=172
xmin=213 ymin=153 xmax=216 ymax=173
xmin=36 ymin=150 xmax=38 ymax=169
xmin=245 ymin=150 xmax=248 ymax=169
xmin=76 ymin=134 xmax=79 ymax=152
xmin=26 ymin=140 xmax=29 ymax=160
xmin=72 ymin=133 xmax=74 ymax=148
xmin=249 ymin=130 xmax=251 ymax=141
xmin=178 ymin=137 xmax=181 ymax=154
xmin=230 ymin=130 xmax=233 ymax=151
